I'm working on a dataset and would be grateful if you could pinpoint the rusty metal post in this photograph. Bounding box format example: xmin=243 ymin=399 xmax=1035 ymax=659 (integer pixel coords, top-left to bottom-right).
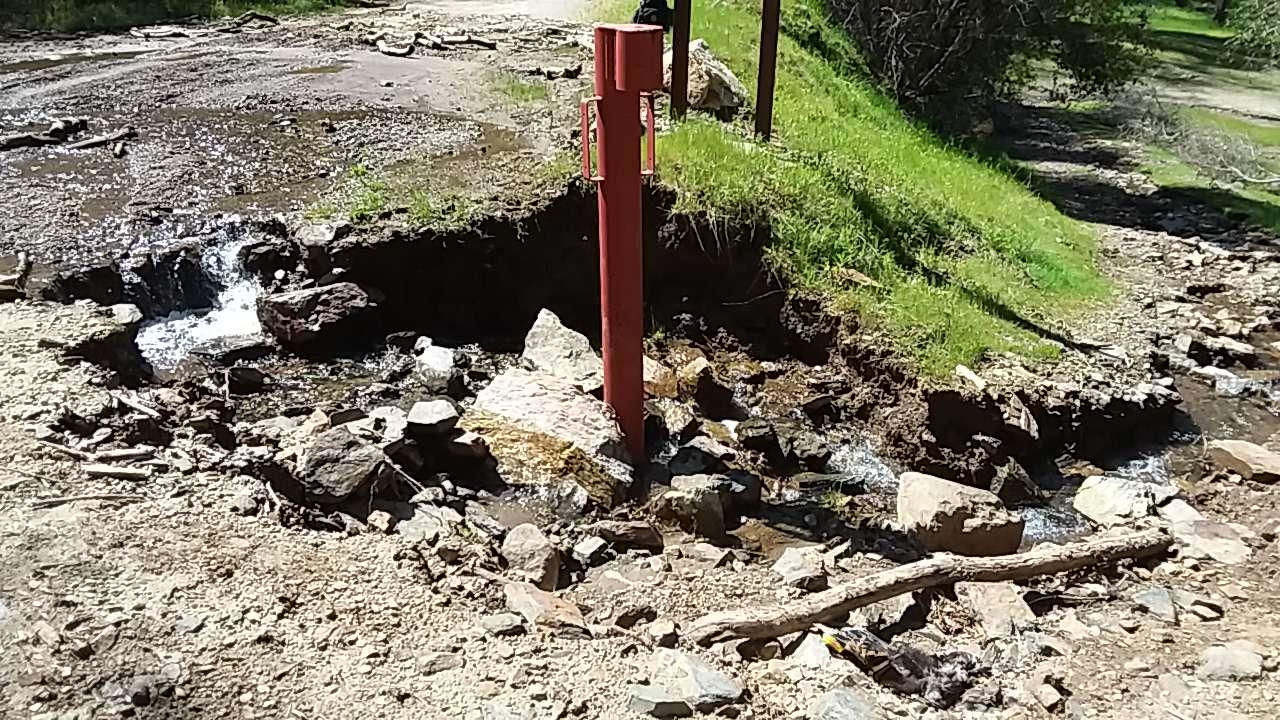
xmin=670 ymin=0 xmax=691 ymax=120
xmin=755 ymin=0 xmax=780 ymax=139
xmin=581 ymin=24 xmax=664 ymax=462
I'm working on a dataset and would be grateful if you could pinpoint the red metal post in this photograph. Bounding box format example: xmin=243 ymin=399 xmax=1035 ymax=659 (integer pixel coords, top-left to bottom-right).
xmin=583 ymin=24 xmax=664 ymax=462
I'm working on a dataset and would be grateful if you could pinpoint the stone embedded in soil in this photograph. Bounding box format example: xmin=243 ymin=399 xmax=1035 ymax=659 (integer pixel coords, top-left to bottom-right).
xmin=479 ymin=612 xmax=526 ymax=637
xmin=677 ymin=357 xmax=741 ymax=420
xmin=1207 ymin=440 xmax=1280 ymax=483
xmin=648 ymin=619 xmax=680 ymax=648
xmin=1072 ymin=475 xmax=1171 ymax=527
xmin=808 ymin=687 xmax=884 ymax=719
xmin=736 ymin=417 xmax=779 ymax=455
xmin=1133 ymin=587 xmax=1179 ymax=624
xmin=501 ymin=523 xmax=560 ymax=591
xmin=407 ymin=398 xmax=460 ymax=437
xmin=503 ymin=581 xmax=587 ymax=637
xmin=418 ymin=651 xmax=464 ymax=675
xmin=1197 ymin=641 xmax=1266 ymax=681
xmin=256 ymin=282 xmax=380 ymax=347
xmin=414 ymin=336 xmax=463 ymax=396
xmin=896 ymin=472 xmax=1024 ymax=556
xmin=296 ymin=426 xmax=389 ymax=505
xmin=616 ymin=602 xmax=658 ymax=629
xmin=521 ymin=308 xmax=604 ymax=392
xmin=770 ymin=546 xmax=828 ymax=592
xmin=956 ymin=582 xmax=1035 ymax=638
xmin=586 ymin=520 xmax=664 ymax=550
xmin=628 ymin=684 xmax=693 ymax=718
xmin=647 ymin=648 xmax=744 ymax=712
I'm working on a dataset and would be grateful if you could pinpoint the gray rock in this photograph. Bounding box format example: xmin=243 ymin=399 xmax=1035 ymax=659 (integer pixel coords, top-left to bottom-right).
xmin=896 ymin=472 xmax=1024 ymax=555
xmin=504 ymin=582 xmax=588 ymax=636
xmin=676 ymin=357 xmax=740 ymax=420
xmin=228 ymin=487 xmax=260 ymax=516
xmin=648 ymin=648 xmax=744 ymax=711
xmin=521 ymin=308 xmax=603 ymax=392
xmin=297 ymin=427 xmax=389 ymax=505
xmin=413 ymin=337 xmax=462 ymax=395
xmin=479 ymin=612 xmax=526 ymax=637
xmin=667 ymin=444 xmax=726 ymax=475
xmin=648 ymin=618 xmax=679 ymax=648
xmin=174 ymin=614 xmax=204 ymax=634
xmin=808 ymin=687 xmax=883 ymax=719
xmin=790 ymin=632 xmax=833 ymax=669
xmin=770 ymin=546 xmax=828 ymax=592
xmin=678 ymin=542 xmax=732 ymax=566
xmin=1171 ymin=518 xmax=1253 ymax=565
xmin=779 ymin=426 xmax=832 ymax=471
xmin=662 ymin=39 xmax=747 ymax=115
xmin=572 ymin=536 xmax=608 ymax=565
xmin=587 ymin=520 xmax=664 ymax=550
xmin=418 ymin=651 xmax=464 ymax=675
xmin=956 ymin=582 xmax=1035 ymax=638
xmin=1072 ymin=475 xmax=1171 ymax=527
xmin=406 ymin=399 xmax=460 ymax=437
xmin=1208 ymin=440 xmax=1280 ymax=482
xmin=475 ymin=368 xmax=630 ymax=463
xmin=1133 ymin=586 xmax=1179 ymax=624
xmin=1197 ymin=641 xmax=1265 ymax=680
xmin=628 ymin=685 xmax=693 ymax=718
xmin=257 ymin=282 xmax=379 ymax=347
xmin=651 ymin=486 xmax=726 ymax=539
xmin=501 ymin=523 xmax=561 ymax=591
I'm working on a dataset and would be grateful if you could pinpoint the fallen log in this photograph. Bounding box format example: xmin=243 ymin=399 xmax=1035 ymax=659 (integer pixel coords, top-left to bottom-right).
xmin=686 ymin=528 xmax=1172 ymax=645
xmin=94 ymin=447 xmax=156 ymax=462
xmin=83 ymin=464 xmax=153 ymax=481
xmin=442 ymin=34 xmax=497 ymax=50
xmin=0 ymin=118 xmax=89 ymax=152
xmin=66 ymin=128 xmax=138 ymax=151
xmin=130 ymin=26 xmax=191 ymax=39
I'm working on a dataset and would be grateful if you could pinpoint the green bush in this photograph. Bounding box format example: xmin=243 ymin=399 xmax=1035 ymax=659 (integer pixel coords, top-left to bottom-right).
xmin=824 ymin=0 xmax=1150 ymax=127
xmin=1229 ymin=0 xmax=1280 ymax=65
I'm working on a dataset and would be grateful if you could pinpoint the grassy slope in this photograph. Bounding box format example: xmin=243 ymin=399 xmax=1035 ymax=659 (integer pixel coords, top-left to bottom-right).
xmin=602 ymin=0 xmax=1103 ymax=375
xmin=0 ymin=0 xmax=351 ymax=31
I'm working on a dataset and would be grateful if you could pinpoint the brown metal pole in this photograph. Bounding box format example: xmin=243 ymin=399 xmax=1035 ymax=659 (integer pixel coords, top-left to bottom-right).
xmin=755 ymin=0 xmax=780 ymax=139
xmin=670 ymin=0 xmax=691 ymax=120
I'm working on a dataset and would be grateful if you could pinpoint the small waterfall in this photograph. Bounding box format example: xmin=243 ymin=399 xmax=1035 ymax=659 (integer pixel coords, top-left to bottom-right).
xmin=136 ymin=238 xmax=265 ymax=370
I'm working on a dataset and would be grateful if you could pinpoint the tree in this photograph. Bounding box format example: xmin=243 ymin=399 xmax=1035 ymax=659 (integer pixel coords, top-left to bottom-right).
xmin=1229 ymin=0 xmax=1280 ymax=65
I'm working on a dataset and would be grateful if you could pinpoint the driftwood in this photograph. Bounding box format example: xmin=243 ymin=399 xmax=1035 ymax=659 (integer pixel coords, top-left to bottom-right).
xmin=130 ymin=26 xmax=191 ymax=39
xmin=442 ymin=34 xmax=497 ymax=50
xmin=95 ymin=447 xmax=155 ymax=462
xmin=31 ymin=493 xmax=145 ymax=509
xmin=230 ymin=11 xmax=279 ymax=27
xmin=109 ymin=390 xmax=162 ymax=419
xmin=686 ymin=528 xmax=1173 ymax=645
xmin=376 ymin=39 xmax=414 ymax=57
xmin=414 ymin=31 xmax=446 ymax=50
xmin=37 ymin=440 xmax=95 ymax=461
xmin=0 ymin=118 xmax=89 ymax=152
xmin=66 ymin=128 xmax=138 ymax=151
xmin=83 ymin=464 xmax=153 ymax=481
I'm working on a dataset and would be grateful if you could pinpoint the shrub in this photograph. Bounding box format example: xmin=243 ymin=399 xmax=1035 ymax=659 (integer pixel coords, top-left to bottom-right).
xmin=1229 ymin=0 xmax=1280 ymax=66
xmin=825 ymin=0 xmax=1150 ymax=126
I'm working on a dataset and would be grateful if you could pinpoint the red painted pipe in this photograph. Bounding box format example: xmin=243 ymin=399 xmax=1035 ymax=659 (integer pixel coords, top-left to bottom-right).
xmin=584 ymin=24 xmax=663 ymax=462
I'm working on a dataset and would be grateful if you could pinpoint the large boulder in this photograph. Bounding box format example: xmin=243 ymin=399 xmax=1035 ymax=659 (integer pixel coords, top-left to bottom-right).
xmin=1071 ymin=475 xmax=1174 ymax=527
xmin=1207 ymin=440 xmax=1280 ymax=482
xmin=650 ymin=486 xmax=725 ymax=540
xmin=663 ymin=39 xmax=747 ymax=117
xmin=413 ymin=336 xmax=463 ymax=396
xmin=475 ymin=368 xmax=630 ymax=463
xmin=257 ymin=282 xmax=380 ymax=347
xmin=296 ymin=426 xmax=390 ymax=505
xmin=522 ymin=308 xmax=603 ymax=392
xmin=896 ymin=472 xmax=1024 ymax=556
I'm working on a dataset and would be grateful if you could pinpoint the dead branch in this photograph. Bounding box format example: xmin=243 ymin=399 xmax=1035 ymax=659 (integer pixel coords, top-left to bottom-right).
xmin=686 ymin=528 xmax=1172 ymax=645
xmin=414 ymin=31 xmax=446 ymax=50
xmin=109 ymin=391 xmax=163 ymax=419
xmin=0 ymin=118 xmax=89 ymax=152
xmin=376 ymin=39 xmax=414 ymax=57
xmin=442 ymin=34 xmax=497 ymax=50
xmin=83 ymin=464 xmax=153 ymax=481
xmin=230 ymin=11 xmax=279 ymax=27
xmin=37 ymin=440 xmax=95 ymax=462
xmin=66 ymin=128 xmax=138 ymax=151
xmin=31 ymin=493 xmax=145 ymax=509
xmin=95 ymin=447 xmax=155 ymax=462
xmin=130 ymin=26 xmax=191 ymax=39
xmin=4 ymin=466 xmax=57 ymax=489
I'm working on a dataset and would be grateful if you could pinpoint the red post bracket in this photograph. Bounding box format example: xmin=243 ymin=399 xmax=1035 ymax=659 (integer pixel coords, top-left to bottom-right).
xmin=641 ymin=91 xmax=656 ymax=177
xmin=580 ymin=96 xmax=603 ymax=182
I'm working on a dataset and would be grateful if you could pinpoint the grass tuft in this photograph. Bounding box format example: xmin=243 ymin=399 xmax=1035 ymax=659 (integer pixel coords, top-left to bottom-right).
xmin=491 ymin=71 xmax=550 ymax=104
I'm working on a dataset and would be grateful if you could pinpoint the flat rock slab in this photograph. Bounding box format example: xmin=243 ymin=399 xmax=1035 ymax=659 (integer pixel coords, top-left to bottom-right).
xmin=647 ymin=648 xmax=744 ymax=712
xmin=1072 ymin=475 xmax=1172 ymax=527
xmin=956 ymin=581 xmax=1035 ymax=638
xmin=1207 ymin=439 xmax=1280 ymax=482
xmin=1198 ymin=640 xmax=1265 ymax=680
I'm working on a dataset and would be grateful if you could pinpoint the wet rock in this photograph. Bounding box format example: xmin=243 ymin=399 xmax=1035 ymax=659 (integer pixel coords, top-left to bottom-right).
xmin=629 ymin=685 xmax=693 ymax=718
xmin=504 ymin=582 xmax=588 ymax=636
xmin=586 ymin=520 xmax=664 ymax=550
xmin=651 ymin=486 xmax=725 ymax=539
xmin=256 ymin=282 xmax=380 ymax=347
xmin=770 ymin=546 xmax=828 ymax=592
xmin=1207 ymin=440 xmax=1280 ymax=482
xmin=1071 ymin=475 xmax=1171 ymax=527
xmin=294 ymin=219 xmax=351 ymax=275
xmin=521 ymin=308 xmax=602 ymax=392
xmin=662 ymin=39 xmax=747 ymax=116
xmin=476 ymin=368 xmax=630 ymax=462
xmin=413 ymin=337 xmax=463 ymax=396
xmin=1197 ymin=641 xmax=1265 ymax=681
xmin=501 ymin=523 xmax=560 ymax=590
xmin=778 ymin=426 xmax=832 ymax=471
xmin=297 ymin=427 xmax=389 ymax=505
xmin=191 ymin=334 xmax=273 ymax=365
xmin=480 ymin=612 xmax=526 ymax=637
xmin=896 ymin=472 xmax=1024 ymax=556
xmin=225 ymin=366 xmax=269 ymax=395
xmin=647 ymin=648 xmax=744 ymax=712
xmin=407 ymin=399 xmax=460 ymax=437
xmin=677 ymin=357 xmax=741 ymax=420
xmin=462 ymin=409 xmax=625 ymax=508
xmin=956 ymin=582 xmax=1034 ymax=638
xmin=808 ymin=687 xmax=884 ymax=719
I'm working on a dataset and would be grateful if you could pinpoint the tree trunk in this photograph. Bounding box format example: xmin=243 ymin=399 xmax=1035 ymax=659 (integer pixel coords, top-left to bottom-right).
xmin=1214 ymin=0 xmax=1229 ymax=25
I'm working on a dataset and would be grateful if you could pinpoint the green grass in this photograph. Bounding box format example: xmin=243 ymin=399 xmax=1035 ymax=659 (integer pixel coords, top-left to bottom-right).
xmin=600 ymin=0 xmax=1105 ymax=375
xmin=1147 ymin=2 xmax=1234 ymax=39
xmin=1184 ymin=107 xmax=1280 ymax=147
xmin=347 ymin=164 xmax=388 ymax=223
xmin=407 ymin=190 xmax=479 ymax=230
xmin=491 ymin=72 xmax=549 ymax=104
xmin=1141 ymin=146 xmax=1280 ymax=231
xmin=0 ymin=0 xmax=352 ymax=31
